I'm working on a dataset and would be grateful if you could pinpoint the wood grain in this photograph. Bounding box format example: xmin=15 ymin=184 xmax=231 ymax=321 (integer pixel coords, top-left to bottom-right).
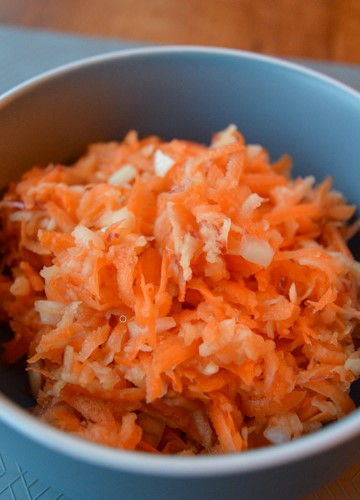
xmin=1 ymin=0 xmax=360 ymax=63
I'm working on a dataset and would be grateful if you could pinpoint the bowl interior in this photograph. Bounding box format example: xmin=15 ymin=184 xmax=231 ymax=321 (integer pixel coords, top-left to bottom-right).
xmin=1 ymin=47 xmax=360 ymax=417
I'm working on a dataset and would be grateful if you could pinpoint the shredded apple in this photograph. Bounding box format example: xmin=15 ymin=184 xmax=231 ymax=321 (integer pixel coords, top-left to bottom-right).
xmin=0 ymin=125 xmax=360 ymax=454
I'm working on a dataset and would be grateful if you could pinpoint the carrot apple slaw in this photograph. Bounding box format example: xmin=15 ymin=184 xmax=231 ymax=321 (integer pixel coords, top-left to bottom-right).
xmin=0 ymin=125 xmax=359 ymax=454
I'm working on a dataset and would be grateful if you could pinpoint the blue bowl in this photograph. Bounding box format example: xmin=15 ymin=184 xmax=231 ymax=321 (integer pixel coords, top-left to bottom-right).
xmin=1 ymin=46 xmax=360 ymax=500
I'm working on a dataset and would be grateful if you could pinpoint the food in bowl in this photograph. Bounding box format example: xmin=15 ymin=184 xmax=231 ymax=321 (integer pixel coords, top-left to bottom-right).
xmin=0 ymin=124 xmax=359 ymax=455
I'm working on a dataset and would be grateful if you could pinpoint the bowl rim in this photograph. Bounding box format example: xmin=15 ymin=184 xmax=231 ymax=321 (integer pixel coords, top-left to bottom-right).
xmin=1 ymin=44 xmax=360 ymax=107
xmin=1 ymin=391 xmax=359 ymax=477
xmin=1 ymin=44 xmax=360 ymax=477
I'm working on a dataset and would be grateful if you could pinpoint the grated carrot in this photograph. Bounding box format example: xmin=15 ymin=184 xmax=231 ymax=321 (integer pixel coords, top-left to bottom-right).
xmin=0 ymin=125 xmax=359 ymax=454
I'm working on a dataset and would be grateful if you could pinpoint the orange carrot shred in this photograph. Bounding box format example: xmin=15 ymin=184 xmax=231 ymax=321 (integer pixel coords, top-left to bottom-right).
xmin=1 ymin=124 xmax=359 ymax=454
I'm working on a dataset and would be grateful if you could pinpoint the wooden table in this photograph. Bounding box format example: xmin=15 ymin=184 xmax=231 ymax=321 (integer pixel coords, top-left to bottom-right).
xmin=1 ymin=0 xmax=360 ymax=64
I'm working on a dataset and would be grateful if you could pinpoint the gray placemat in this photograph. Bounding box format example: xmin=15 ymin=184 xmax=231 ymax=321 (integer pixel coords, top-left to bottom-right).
xmin=0 ymin=25 xmax=143 ymax=95
xmin=1 ymin=24 xmax=360 ymax=500
xmin=0 ymin=452 xmax=66 ymax=500
xmin=1 ymin=25 xmax=360 ymax=95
